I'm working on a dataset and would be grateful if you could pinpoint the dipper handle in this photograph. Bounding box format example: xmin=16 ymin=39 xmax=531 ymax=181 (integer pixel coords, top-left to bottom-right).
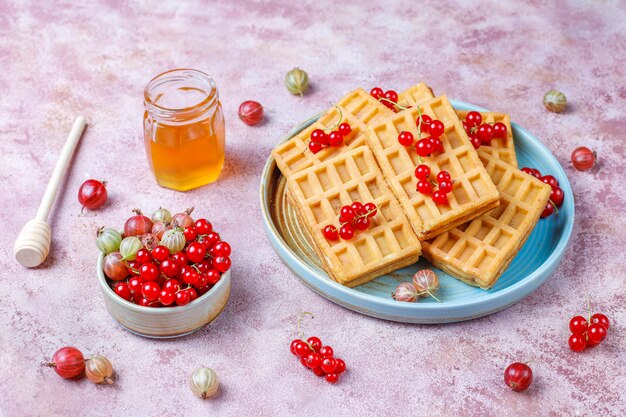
xmin=14 ymin=116 xmax=87 ymax=267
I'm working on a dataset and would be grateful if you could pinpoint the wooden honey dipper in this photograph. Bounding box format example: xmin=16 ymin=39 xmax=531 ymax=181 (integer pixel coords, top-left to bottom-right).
xmin=14 ymin=116 xmax=87 ymax=267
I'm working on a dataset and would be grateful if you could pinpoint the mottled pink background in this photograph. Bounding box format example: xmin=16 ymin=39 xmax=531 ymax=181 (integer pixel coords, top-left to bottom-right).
xmin=1 ymin=0 xmax=625 ymax=416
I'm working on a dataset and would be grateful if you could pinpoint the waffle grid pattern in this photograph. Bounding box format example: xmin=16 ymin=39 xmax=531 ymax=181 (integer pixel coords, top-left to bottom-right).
xmin=456 ymin=110 xmax=517 ymax=167
xmin=366 ymin=95 xmax=500 ymax=240
xmin=422 ymin=152 xmax=551 ymax=288
xmin=287 ymin=146 xmax=421 ymax=287
xmin=398 ymin=82 xmax=435 ymax=108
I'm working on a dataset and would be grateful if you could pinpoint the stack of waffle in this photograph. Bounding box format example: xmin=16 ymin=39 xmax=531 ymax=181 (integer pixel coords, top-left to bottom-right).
xmin=271 ymin=84 xmax=550 ymax=289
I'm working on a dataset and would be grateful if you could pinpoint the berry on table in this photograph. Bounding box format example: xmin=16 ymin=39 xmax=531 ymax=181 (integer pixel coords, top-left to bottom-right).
xmin=568 ymin=334 xmax=587 ymax=352
xmin=569 ymin=315 xmax=588 ymax=334
xmin=504 ymin=362 xmax=533 ymax=392
xmin=590 ymin=313 xmax=609 ymax=330
xmin=571 ymin=147 xmax=596 ymax=171
xmin=587 ymin=323 xmax=607 ymax=345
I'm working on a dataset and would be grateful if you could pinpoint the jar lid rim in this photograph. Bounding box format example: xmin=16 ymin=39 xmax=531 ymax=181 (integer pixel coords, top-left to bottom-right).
xmin=144 ymin=68 xmax=217 ymax=115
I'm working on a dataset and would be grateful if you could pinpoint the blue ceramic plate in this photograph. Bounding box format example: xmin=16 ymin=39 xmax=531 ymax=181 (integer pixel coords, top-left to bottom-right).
xmin=260 ymin=100 xmax=574 ymax=323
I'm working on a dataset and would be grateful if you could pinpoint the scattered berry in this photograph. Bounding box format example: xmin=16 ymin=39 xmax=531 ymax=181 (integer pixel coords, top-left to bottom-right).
xmin=493 ymin=122 xmax=507 ymax=138
xmin=398 ymin=131 xmax=414 ymax=147
xmin=428 ymin=120 xmax=444 ymax=138
xmin=504 ymin=362 xmax=533 ymax=392
xmin=571 ymin=147 xmax=596 ymax=171
xmin=415 ymin=164 xmax=431 ymax=180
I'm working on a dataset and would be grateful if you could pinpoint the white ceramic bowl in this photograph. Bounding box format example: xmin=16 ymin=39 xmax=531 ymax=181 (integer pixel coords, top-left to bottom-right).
xmin=97 ymin=253 xmax=231 ymax=338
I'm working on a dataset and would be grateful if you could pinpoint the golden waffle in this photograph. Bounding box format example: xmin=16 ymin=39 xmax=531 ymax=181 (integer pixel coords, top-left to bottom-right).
xmin=286 ymin=146 xmax=421 ymax=287
xmin=272 ymin=88 xmax=391 ymax=178
xmin=398 ymin=82 xmax=436 ymax=108
xmin=422 ymin=152 xmax=551 ymax=289
xmin=366 ymin=95 xmax=501 ymax=241
xmin=456 ymin=110 xmax=517 ymax=167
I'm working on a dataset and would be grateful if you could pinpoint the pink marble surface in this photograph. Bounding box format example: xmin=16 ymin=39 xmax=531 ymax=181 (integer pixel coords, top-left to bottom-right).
xmin=1 ymin=0 xmax=625 ymax=415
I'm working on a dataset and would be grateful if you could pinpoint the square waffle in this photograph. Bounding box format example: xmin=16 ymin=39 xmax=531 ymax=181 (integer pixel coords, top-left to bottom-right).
xmin=398 ymin=82 xmax=435 ymax=108
xmin=272 ymin=88 xmax=391 ymax=178
xmin=366 ymin=95 xmax=501 ymax=241
xmin=456 ymin=110 xmax=518 ymax=167
xmin=421 ymin=152 xmax=551 ymax=289
xmin=286 ymin=146 xmax=421 ymax=287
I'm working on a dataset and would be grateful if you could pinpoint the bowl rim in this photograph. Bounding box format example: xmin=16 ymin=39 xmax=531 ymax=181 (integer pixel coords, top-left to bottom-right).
xmin=97 ymin=252 xmax=231 ymax=314
xmin=259 ymin=99 xmax=575 ymax=312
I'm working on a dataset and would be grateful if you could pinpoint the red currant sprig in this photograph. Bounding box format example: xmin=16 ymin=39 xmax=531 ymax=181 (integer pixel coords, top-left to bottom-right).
xmin=415 ymin=166 xmax=452 ymax=205
xmin=462 ymin=111 xmax=507 ymax=149
xmin=308 ymin=106 xmax=352 ymax=154
xmin=567 ymin=299 xmax=610 ymax=352
xmin=520 ymin=167 xmax=564 ymax=218
xmin=289 ymin=312 xmax=347 ymax=384
xmin=397 ymin=108 xmax=444 ymax=158
xmin=323 ymin=202 xmax=378 ymax=241
xmin=370 ymin=87 xmax=402 ymax=112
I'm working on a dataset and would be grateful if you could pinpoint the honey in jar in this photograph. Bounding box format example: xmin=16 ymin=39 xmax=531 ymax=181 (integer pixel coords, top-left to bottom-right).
xmin=143 ymin=69 xmax=225 ymax=191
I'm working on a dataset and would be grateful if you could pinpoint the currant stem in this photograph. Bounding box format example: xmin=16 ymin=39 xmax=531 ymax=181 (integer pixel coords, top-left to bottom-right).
xmin=296 ymin=312 xmax=314 ymax=340
xmin=416 ymin=106 xmax=424 ymax=136
xmin=323 ymin=104 xmax=344 ymax=132
xmin=548 ymin=199 xmax=559 ymax=215
xmin=379 ymin=97 xmax=408 ymax=111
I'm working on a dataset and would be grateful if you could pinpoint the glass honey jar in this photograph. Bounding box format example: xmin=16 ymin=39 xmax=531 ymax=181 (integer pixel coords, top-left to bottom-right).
xmin=143 ymin=69 xmax=225 ymax=191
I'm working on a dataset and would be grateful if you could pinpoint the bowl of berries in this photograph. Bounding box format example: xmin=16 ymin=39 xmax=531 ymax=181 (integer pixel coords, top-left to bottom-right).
xmin=96 ymin=207 xmax=232 ymax=338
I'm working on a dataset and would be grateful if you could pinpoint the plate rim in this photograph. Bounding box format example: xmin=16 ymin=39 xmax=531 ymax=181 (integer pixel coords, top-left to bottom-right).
xmin=259 ymin=99 xmax=575 ymax=317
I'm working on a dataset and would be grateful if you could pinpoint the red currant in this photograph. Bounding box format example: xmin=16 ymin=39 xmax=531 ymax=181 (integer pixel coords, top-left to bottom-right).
xmin=163 ymin=279 xmax=181 ymax=292
xmin=338 ymin=123 xmax=351 ymax=136
xmin=290 ymin=340 xmax=301 ymax=355
xmin=415 ymin=164 xmax=430 ymax=180
xmin=334 ymin=359 xmax=346 ymax=374
xmin=136 ymin=249 xmax=152 ymax=264
xmin=541 ymin=202 xmax=554 ymax=218
xmin=321 ymin=357 xmax=337 ymax=373
xmin=340 ymin=206 xmax=356 ymax=223
xmin=493 ymin=122 xmax=507 ymax=138
xmin=186 ymin=242 xmax=206 ymax=263
xmin=153 ymin=245 xmax=170 ymax=262
xmin=323 ymin=225 xmax=339 ymax=241
xmin=309 ymin=141 xmax=322 ymax=154
xmin=328 ymin=131 xmax=343 ymax=147
xmin=129 ymin=276 xmax=143 ymax=294
xmin=569 ymin=315 xmax=588 ymax=334
xmin=438 ymin=180 xmax=453 ymax=193
xmin=415 ymin=139 xmax=434 ymax=156
xmin=182 ymin=269 xmax=199 ymax=285
xmin=159 ymin=289 xmax=175 ymax=306
xmin=590 ymin=313 xmax=609 ymax=330
xmin=470 ymin=135 xmax=481 ymax=149
xmin=436 ymin=171 xmax=451 ymax=183
xmin=417 ymin=114 xmax=432 ymax=130
xmin=416 ymin=179 xmax=432 ymax=195
xmin=113 ymin=282 xmax=132 ymax=301
xmin=354 ymin=216 xmax=370 ymax=231
xmin=339 ymin=224 xmax=354 ymax=240
xmin=319 ymin=346 xmax=334 ymax=357
xmin=140 ymin=262 xmax=159 ymax=282
xmin=350 ymin=202 xmax=364 ymax=215
xmin=363 ymin=202 xmax=377 ymax=217
xmin=142 ymin=282 xmax=160 ymax=301
xmin=213 ymin=256 xmax=231 ymax=272
xmin=305 ymin=353 xmax=322 ymax=369
xmin=307 ymin=336 xmax=322 ymax=352
xmin=429 ymin=136 xmax=443 ymax=153
xmin=311 ymin=129 xmax=326 ymax=143
xmin=504 ymin=362 xmax=533 ymax=392
xmin=432 ymin=190 xmax=448 ymax=205
xmin=171 ymin=252 xmax=188 ymax=267
xmin=160 ymin=258 xmax=180 ymax=278
xmin=398 ymin=131 xmax=414 ymax=147
xmin=384 ymin=90 xmax=398 ymax=103
xmin=138 ymin=297 xmax=156 ymax=307
xmin=211 ymin=241 xmax=231 ymax=257
xmin=206 ymin=269 xmax=221 ymax=285
xmin=294 ymin=341 xmax=311 ymax=357
xmin=183 ymin=227 xmax=197 ymax=241
xmin=370 ymin=87 xmax=384 ymax=99
xmin=477 ymin=123 xmax=494 ymax=144
xmin=194 ymin=219 xmax=213 ymax=235
xmin=568 ymin=333 xmax=587 ymax=352
xmin=186 ymin=287 xmax=198 ymax=302
xmin=541 ymin=175 xmax=559 ymax=189
xmin=325 ymin=373 xmax=339 ymax=384
xmin=587 ymin=323 xmax=607 ymax=344
xmin=550 ymin=187 xmax=564 ymax=207
xmin=175 ymin=290 xmax=190 ymax=306
xmin=465 ymin=111 xmax=482 ymax=127
xmin=428 ymin=120 xmax=444 ymax=138
xmin=202 ymin=232 xmax=221 ymax=249
xmin=126 ymin=260 xmax=141 ymax=276
xmin=462 ymin=120 xmax=469 ymax=132
xmin=571 ymin=147 xmax=596 ymax=171
xmin=312 ymin=367 xmax=326 ymax=377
